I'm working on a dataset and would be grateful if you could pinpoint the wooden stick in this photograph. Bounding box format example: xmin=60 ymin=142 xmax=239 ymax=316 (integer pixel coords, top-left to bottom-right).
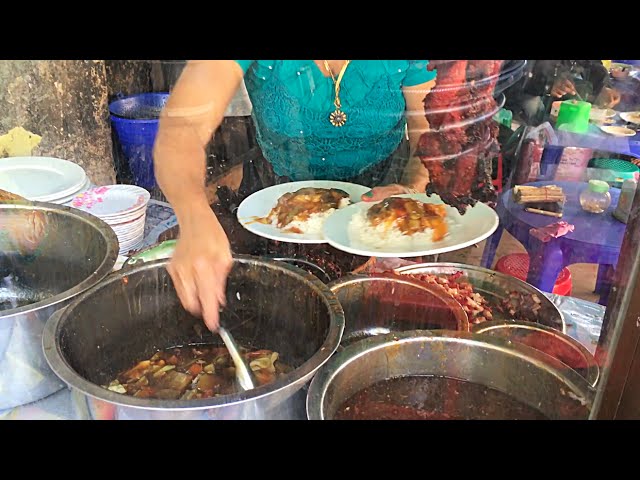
xmin=519 ymin=197 xmax=565 ymax=204
xmin=525 ymin=207 xmax=563 ymax=218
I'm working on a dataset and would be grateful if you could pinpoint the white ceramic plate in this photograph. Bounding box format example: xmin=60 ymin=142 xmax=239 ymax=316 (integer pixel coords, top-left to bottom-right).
xmin=48 ymin=178 xmax=92 ymax=205
xmin=113 ymin=222 xmax=145 ymax=236
xmin=0 ymin=156 xmax=87 ymax=202
xmin=236 ymin=180 xmax=371 ymax=244
xmin=100 ymin=208 xmax=148 ymax=225
xmin=322 ymin=193 xmax=500 ymax=258
xmin=620 ymin=112 xmax=640 ymax=125
xmin=599 ymin=125 xmax=637 ymax=137
xmin=590 ymin=108 xmax=617 ymax=121
xmin=111 ymin=216 xmax=146 ymax=231
xmin=70 ymin=185 xmax=150 ymax=218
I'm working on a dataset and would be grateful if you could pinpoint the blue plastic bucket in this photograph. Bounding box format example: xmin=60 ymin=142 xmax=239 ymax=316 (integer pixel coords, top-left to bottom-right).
xmin=109 ymin=93 xmax=169 ymax=189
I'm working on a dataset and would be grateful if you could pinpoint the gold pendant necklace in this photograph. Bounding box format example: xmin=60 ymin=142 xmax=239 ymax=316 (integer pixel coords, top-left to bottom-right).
xmin=324 ymin=60 xmax=350 ymax=127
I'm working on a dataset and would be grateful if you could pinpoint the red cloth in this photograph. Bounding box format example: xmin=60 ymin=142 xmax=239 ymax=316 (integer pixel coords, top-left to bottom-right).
xmin=529 ymin=221 xmax=575 ymax=243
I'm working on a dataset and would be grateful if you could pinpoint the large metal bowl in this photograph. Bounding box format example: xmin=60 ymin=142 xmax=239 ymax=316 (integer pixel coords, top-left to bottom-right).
xmin=471 ymin=321 xmax=600 ymax=386
xmin=0 ymin=201 xmax=118 ymax=409
xmin=307 ymin=330 xmax=594 ymax=420
xmin=43 ymin=256 xmax=344 ymax=420
xmin=328 ymin=274 xmax=469 ymax=348
xmin=395 ymin=263 xmax=565 ymax=332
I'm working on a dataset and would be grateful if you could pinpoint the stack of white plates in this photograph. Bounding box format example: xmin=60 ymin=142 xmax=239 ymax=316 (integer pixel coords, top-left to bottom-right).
xmin=69 ymin=185 xmax=151 ymax=255
xmin=0 ymin=156 xmax=91 ymax=204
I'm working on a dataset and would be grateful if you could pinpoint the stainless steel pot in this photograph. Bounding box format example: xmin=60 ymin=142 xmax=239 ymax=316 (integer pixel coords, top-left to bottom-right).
xmin=471 ymin=321 xmax=600 ymax=387
xmin=306 ymin=330 xmax=594 ymax=420
xmin=328 ymin=274 xmax=469 ymax=348
xmin=42 ymin=256 xmax=344 ymax=420
xmin=0 ymin=201 xmax=118 ymax=409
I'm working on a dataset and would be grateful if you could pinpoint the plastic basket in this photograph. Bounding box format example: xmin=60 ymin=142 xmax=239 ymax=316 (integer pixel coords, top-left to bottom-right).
xmin=109 ymin=93 xmax=169 ymax=189
xmin=587 ymin=158 xmax=640 ymax=188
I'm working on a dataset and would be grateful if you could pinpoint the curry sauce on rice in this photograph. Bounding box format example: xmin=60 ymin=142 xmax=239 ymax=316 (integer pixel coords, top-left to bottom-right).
xmin=257 ymin=187 xmax=351 ymax=235
xmin=349 ymin=197 xmax=448 ymax=250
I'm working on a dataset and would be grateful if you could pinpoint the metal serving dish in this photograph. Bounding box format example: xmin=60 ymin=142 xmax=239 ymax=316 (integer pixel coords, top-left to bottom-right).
xmin=307 ymin=330 xmax=594 ymax=420
xmin=0 ymin=201 xmax=118 ymax=409
xmin=328 ymin=274 xmax=469 ymax=348
xmin=471 ymin=321 xmax=599 ymax=386
xmin=395 ymin=263 xmax=565 ymax=332
xmin=43 ymin=256 xmax=344 ymax=420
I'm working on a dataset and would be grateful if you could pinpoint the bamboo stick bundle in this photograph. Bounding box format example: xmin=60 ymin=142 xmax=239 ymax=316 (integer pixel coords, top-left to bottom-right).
xmin=512 ymin=185 xmax=566 ymax=204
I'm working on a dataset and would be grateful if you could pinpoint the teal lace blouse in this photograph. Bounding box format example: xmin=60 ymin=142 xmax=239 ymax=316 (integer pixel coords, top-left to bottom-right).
xmin=234 ymin=60 xmax=436 ymax=181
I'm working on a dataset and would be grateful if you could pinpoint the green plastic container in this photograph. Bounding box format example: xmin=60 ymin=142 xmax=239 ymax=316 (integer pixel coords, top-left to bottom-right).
xmin=556 ymin=101 xmax=592 ymax=133
xmin=493 ymin=108 xmax=513 ymax=128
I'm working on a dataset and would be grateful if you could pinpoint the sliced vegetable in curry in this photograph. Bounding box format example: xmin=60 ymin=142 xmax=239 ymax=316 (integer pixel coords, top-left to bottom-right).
xmin=104 ymin=345 xmax=292 ymax=400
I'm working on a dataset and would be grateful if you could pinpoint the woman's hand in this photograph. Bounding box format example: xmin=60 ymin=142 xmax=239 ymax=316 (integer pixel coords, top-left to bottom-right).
xmin=361 ymin=184 xmax=417 ymax=202
xmin=167 ymin=204 xmax=233 ymax=332
xmin=551 ymin=77 xmax=577 ymax=98
xmin=595 ymin=87 xmax=621 ymax=108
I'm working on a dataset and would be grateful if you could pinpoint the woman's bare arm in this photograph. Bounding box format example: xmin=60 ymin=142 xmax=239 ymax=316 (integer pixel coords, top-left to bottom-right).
xmin=154 ymin=60 xmax=244 ymax=218
xmin=153 ymin=60 xmax=245 ymax=331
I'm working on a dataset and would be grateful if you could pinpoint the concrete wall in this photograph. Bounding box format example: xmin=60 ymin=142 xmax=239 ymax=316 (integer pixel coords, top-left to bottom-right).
xmin=0 ymin=60 xmax=257 ymax=191
xmin=0 ymin=60 xmax=116 ymax=185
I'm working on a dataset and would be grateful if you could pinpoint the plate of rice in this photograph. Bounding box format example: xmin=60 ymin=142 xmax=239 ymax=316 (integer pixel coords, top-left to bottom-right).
xmin=323 ymin=193 xmax=499 ymax=257
xmin=236 ymin=180 xmax=370 ymax=244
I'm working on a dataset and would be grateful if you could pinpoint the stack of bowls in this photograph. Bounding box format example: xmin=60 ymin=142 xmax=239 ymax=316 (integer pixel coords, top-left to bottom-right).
xmin=69 ymin=185 xmax=151 ymax=255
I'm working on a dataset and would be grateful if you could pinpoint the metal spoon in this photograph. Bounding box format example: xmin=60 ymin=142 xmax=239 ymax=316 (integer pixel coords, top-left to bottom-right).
xmin=218 ymin=326 xmax=255 ymax=391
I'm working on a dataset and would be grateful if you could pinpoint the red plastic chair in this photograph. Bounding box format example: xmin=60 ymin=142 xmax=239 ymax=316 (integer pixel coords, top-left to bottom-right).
xmin=495 ymin=253 xmax=572 ymax=296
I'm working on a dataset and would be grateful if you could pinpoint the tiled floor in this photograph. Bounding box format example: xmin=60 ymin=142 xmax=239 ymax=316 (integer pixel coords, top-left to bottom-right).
xmin=206 ymin=166 xmax=602 ymax=304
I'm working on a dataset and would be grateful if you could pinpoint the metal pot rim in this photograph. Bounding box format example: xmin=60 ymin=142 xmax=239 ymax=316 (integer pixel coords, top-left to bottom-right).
xmin=328 ymin=273 xmax=470 ymax=332
xmin=394 ymin=262 xmax=567 ymax=334
xmin=471 ymin=320 xmax=600 ymax=386
xmin=1 ymin=202 xmax=119 ymax=319
xmin=306 ymin=329 xmax=595 ymax=420
xmin=43 ymin=255 xmax=345 ymax=411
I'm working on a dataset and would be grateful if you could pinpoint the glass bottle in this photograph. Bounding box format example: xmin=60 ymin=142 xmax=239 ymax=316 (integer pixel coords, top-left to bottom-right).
xmin=580 ymin=180 xmax=612 ymax=214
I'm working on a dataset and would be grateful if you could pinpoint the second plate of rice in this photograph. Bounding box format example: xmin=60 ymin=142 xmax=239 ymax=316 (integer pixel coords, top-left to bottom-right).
xmin=236 ymin=180 xmax=370 ymax=244
xmin=323 ymin=193 xmax=499 ymax=258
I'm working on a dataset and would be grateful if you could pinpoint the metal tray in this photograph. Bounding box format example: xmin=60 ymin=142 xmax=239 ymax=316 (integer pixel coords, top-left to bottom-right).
xmin=394 ymin=262 xmax=565 ymax=333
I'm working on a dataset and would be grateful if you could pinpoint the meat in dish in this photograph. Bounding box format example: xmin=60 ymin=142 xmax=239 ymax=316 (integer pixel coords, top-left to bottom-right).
xmin=104 ymin=345 xmax=292 ymax=400
xmin=392 ymin=271 xmax=548 ymax=326
xmin=417 ymin=60 xmax=503 ymax=214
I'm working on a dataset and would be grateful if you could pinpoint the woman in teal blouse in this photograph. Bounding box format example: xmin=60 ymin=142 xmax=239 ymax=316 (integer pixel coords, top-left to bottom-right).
xmin=154 ymin=60 xmax=437 ymax=330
